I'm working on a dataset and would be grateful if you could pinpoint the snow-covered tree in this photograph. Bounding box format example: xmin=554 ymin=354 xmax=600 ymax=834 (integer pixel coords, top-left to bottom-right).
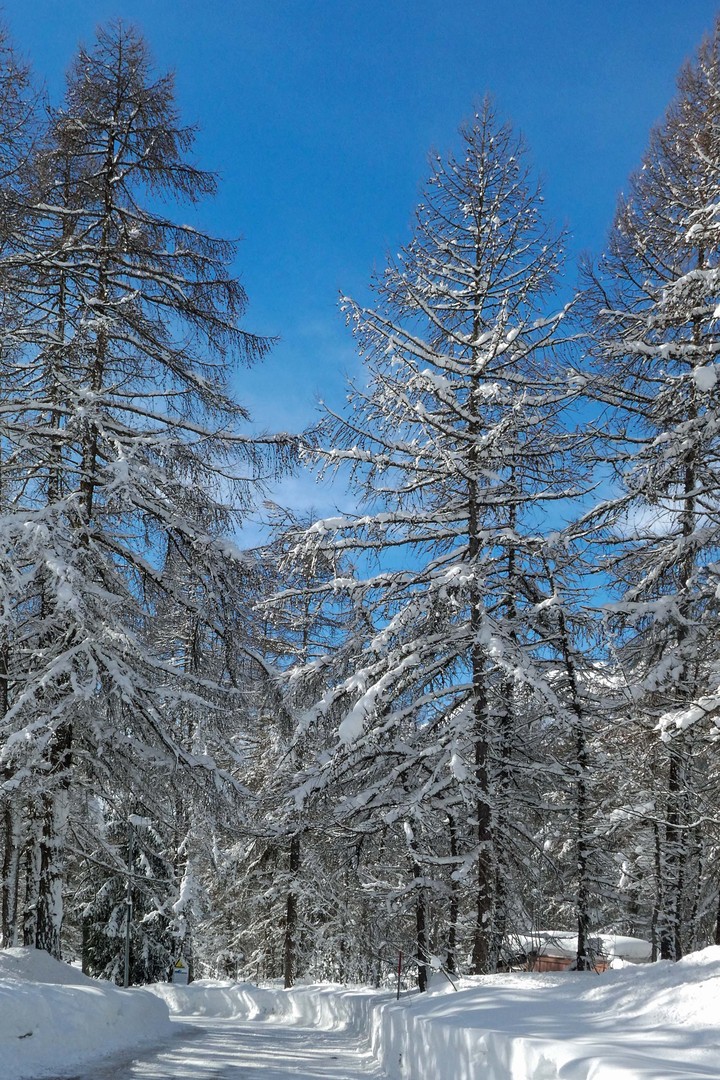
xmin=582 ymin=17 xmax=720 ymax=959
xmin=285 ymin=102 xmax=586 ymax=980
xmin=0 ymin=22 xmax=42 ymax=951
xmin=0 ymin=21 xmax=289 ymax=959
xmin=226 ymin=510 xmax=359 ymax=988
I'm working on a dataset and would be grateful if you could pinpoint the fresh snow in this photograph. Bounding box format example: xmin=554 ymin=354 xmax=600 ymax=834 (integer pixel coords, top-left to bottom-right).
xmin=691 ymin=363 xmax=719 ymax=390
xmin=70 ymin=1017 xmax=388 ymax=1080
xmin=4 ymin=945 xmax=720 ymax=1079
xmin=513 ymin=929 xmax=652 ymax=962
xmin=0 ymin=947 xmax=172 ymax=1079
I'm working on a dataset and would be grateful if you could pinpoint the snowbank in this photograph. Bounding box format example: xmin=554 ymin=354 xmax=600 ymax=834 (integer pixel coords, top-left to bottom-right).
xmin=0 ymin=947 xmax=173 ymax=1080
xmin=369 ymin=954 xmax=720 ymax=1080
xmin=148 ymin=975 xmax=386 ymax=1031
xmin=5 ymin=944 xmax=720 ymax=1079
xmin=150 ymin=947 xmax=720 ymax=1080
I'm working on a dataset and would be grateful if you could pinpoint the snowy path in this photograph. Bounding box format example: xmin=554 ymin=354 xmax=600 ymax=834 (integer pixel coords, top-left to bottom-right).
xmin=66 ymin=1016 xmax=391 ymax=1080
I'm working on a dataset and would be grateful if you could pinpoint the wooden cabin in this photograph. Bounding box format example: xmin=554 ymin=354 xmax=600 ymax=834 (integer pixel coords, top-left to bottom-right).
xmin=527 ymin=949 xmax=609 ymax=974
xmin=510 ymin=931 xmax=650 ymax=974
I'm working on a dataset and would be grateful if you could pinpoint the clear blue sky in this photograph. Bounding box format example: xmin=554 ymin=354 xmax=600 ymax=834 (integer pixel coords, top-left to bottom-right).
xmin=5 ymin=1 xmax=720 ymax=519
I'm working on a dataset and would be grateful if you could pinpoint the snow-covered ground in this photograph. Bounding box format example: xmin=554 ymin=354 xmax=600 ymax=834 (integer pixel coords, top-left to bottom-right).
xmin=71 ymin=1017 xmax=390 ymax=1080
xmin=0 ymin=947 xmax=173 ymax=1078
xmin=3 ymin=944 xmax=720 ymax=1079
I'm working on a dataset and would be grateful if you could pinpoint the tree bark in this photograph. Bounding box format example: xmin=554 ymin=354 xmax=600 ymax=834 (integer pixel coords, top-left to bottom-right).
xmin=659 ymin=747 xmax=683 ymax=961
xmin=1 ymin=792 xmax=21 ymax=947
xmin=35 ymin=724 xmax=72 ymax=958
xmin=446 ymin=814 xmax=459 ymax=975
xmin=22 ymin=823 xmax=41 ymax=947
xmin=412 ymin=857 xmax=430 ymax=992
xmin=283 ymin=834 xmax=301 ymax=989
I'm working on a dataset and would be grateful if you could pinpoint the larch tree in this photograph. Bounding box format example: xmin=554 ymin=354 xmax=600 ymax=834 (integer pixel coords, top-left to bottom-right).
xmin=0 ymin=22 xmax=42 ymax=951
xmin=232 ymin=509 xmax=359 ymax=989
xmin=285 ymin=101 xmax=586 ymax=981
xmin=0 ymin=21 xmax=289 ymax=959
xmin=582 ymin=17 xmax=720 ymax=960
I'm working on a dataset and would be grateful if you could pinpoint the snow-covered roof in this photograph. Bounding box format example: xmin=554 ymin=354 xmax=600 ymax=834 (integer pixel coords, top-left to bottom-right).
xmin=514 ymin=931 xmax=652 ymax=962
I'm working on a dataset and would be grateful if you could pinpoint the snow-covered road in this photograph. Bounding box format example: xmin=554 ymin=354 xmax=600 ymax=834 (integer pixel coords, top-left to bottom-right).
xmin=8 ymin=948 xmax=720 ymax=1080
xmin=68 ymin=1016 xmax=390 ymax=1080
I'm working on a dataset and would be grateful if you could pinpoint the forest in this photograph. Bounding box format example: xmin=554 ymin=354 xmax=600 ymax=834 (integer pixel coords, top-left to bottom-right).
xmin=0 ymin=14 xmax=719 ymax=994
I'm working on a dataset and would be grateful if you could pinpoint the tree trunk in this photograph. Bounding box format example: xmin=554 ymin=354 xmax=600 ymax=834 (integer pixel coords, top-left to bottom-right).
xmin=468 ymin=226 xmax=494 ymax=977
xmin=546 ymin=576 xmax=594 ymax=975
xmin=35 ymin=787 xmax=69 ymax=958
xmin=446 ymin=815 xmax=459 ymax=975
xmin=575 ymin=721 xmax=591 ymax=970
xmin=23 ymin=823 xmax=41 ymax=947
xmin=412 ymin=857 xmax=430 ymax=992
xmin=1 ymin=792 xmax=21 ymax=947
xmin=283 ymin=834 xmax=301 ymax=989
xmin=659 ymin=748 xmax=683 ymax=960
xmin=35 ymin=723 xmax=72 ymax=958
xmin=469 ymin=515 xmax=492 ymax=974
xmin=651 ymin=819 xmax=661 ymax=962
xmin=0 ymin=627 xmax=19 ymax=948
xmin=470 ymin=718 xmax=493 ymax=975
xmin=687 ymin=828 xmax=703 ymax=953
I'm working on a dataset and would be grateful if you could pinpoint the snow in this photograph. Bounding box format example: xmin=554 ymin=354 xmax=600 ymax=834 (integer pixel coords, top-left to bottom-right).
xmin=75 ymin=1016 xmax=388 ymax=1080
xmin=658 ymin=690 xmax=720 ymax=737
xmin=337 ymin=704 xmax=367 ymax=744
xmin=513 ymin=929 xmax=652 ymax=962
xmin=5 ymin=945 xmax=720 ymax=1079
xmin=142 ymin=950 xmax=720 ymax=1079
xmin=0 ymin=947 xmax=173 ymax=1080
xmin=692 ymin=363 xmax=718 ymax=390
xmin=450 ymin=748 xmax=468 ymax=780
xmin=368 ymin=952 xmax=720 ymax=1079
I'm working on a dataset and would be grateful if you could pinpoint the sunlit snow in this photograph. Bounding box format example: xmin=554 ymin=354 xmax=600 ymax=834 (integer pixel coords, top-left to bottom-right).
xmin=4 ymin=945 xmax=720 ymax=1079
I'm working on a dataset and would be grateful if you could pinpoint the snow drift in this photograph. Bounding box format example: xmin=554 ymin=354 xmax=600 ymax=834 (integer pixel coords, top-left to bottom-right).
xmin=0 ymin=947 xmax=173 ymax=1080
xmin=4 ymin=944 xmax=720 ymax=1079
xmin=151 ymin=947 xmax=720 ymax=1080
xmin=148 ymin=975 xmax=384 ymax=1028
xmin=369 ymin=952 xmax=720 ymax=1080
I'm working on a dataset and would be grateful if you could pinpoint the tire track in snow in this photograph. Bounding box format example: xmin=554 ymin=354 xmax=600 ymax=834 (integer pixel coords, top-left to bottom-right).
xmin=63 ymin=1016 xmax=391 ymax=1080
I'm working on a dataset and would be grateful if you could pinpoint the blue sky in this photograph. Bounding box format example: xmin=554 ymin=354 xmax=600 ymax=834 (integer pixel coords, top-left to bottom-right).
xmin=6 ymin=1 xmax=720 ymax=523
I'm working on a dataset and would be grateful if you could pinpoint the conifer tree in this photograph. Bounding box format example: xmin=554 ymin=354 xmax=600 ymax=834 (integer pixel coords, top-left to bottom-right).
xmin=287 ymin=102 xmax=583 ymax=979
xmin=0 ymin=21 xmax=287 ymax=958
xmin=0 ymin=22 xmax=41 ymax=950
xmin=582 ymin=16 xmax=720 ymax=960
